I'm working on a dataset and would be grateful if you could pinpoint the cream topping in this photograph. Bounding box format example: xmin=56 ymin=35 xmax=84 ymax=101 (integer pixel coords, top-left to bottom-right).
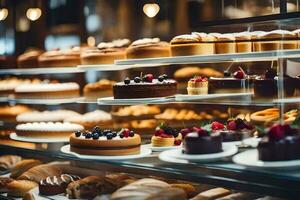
xmin=15 ymin=83 xmax=79 ymax=92
xmin=16 ymin=122 xmax=84 ymax=132
xmin=131 ymin=38 xmax=160 ymax=46
xmin=64 ymin=110 xmax=111 ymax=123
xmin=17 ymin=110 xmax=80 ymax=122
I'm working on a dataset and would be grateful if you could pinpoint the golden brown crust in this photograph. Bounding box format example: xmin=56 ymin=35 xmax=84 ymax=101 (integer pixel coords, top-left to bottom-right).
xmin=170 ymin=34 xmax=200 ymax=44
xmin=126 ymin=41 xmax=170 ymax=59
xmin=170 ymin=183 xmax=197 ymax=198
xmin=191 ymin=187 xmax=231 ymax=200
xmin=10 ymin=159 xmax=42 ymax=179
xmin=14 ymin=89 xmax=80 ymax=99
xmin=0 ymin=177 xmax=14 ymax=193
xmin=7 ymin=180 xmax=38 ymax=198
xmin=83 ymin=79 xmax=115 ymax=92
xmin=17 ymin=50 xmax=43 ymax=68
xmin=146 ymin=187 xmax=187 ymax=200
xmin=171 ymin=43 xmax=215 ymax=56
xmin=0 ymin=155 xmax=22 ymax=170
xmin=38 ymin=50 xmax=81 ymax=67
xmin=81 ymin=49 xmax=126 ymax=64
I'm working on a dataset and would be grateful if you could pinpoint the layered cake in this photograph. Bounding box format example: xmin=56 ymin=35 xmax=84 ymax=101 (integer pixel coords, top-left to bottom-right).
xmin=234 ymin=32 xmax=252 ymax=53
xmin=0 ymin=105 xmax=32 ymax=122
xmin=253 ymin=68 xmax=296 ymax=99
xmin=151 ymin=124 xmax=182 ymax=147
xmin=187 ymin=76 xmax=208 ymax=95
xmin=64 ymin=110 xmax=112 ymax=129
xmin=113 ymin=74 xmax=177 ymax=99
xmin=16 ymin=122 xmax=84 ymax=138
xmin=170 ymin=33 xmax=215 ymax=56
xmin=111 ymin=105 xmax=160 ymax=121
xmin=258 ymin=124 xmax=300 ymax=161
xmin=209 ymin=68 xmax=251 ymax=94
xmin=126 ymin=38 xmax=170 ymax=59
xmin=83 ymin=79 xmax=116 ymax=101
xmin=14 ymin=82 xmax=80 ymax=99
xmin=17 ymin=49 xmax=43 ymax=68
xmin=212 ymin=33 xmax=236 ymax=54
xmin=16 ymin=110 xmax=80 ymax=123
xmin=70 ymin=127 xmax=141 ymax=155
xmin=81 ymin=39 xmax=130 ymax=64
xmin=182 ymin=127 xmax=222 ymax=154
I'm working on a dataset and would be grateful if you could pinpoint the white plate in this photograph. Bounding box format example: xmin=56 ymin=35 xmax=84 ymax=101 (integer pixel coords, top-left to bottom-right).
xmin=160 ymin=143 xmax=238 ymax=162
xmin=175 ymin=93 xmax=253 ymax=101
xmin=60 ymin=145 xmax=152 ymax=160
xmin=98 ymin=96 xmax=174 ymax=105
xmin=223 ymin=141 xmax=242 ymax=146
xmin=242 ymin=137 xmax=261 ymax=148
xmin=143 ymin=144 xmax=181 ymax=152
xmin=10 ymin=133 xmax=69 ymax=143
xmin=159 ymin=150 xmax=190 ymax=164
xmin=233 ymin=149 xmax=300 ymax=170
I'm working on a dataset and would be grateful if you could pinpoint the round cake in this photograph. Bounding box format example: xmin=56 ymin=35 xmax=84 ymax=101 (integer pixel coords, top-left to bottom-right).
xmin=14 ymin=82 xmax=80 ymax=99
xmin=0 ymin=105 xmax=32 ymax=122
xmin=16 ymin=122 xmax=84 ymax=138
xmin=113 ymin=74 xmax=177 ymax=99
xmin=70 ymin=127 xmax=141 ymax=156
xmin=17 ymin=49 xmax=43 ymax=68
xmin=83 ymin=79 xmax=116 ymax=101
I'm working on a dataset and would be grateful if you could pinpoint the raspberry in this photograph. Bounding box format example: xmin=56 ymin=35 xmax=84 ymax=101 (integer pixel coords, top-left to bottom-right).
xmin=233 ymin=70 xmax=245 ymax=79
xmin=144 ymin=74 xmax=154 ymax=82
xmin=211 ymin=121 xmax=225 ymax=130
xmin=160 ymin=133 xmax=173 ymax=138
xmin=174 ymin=140 xmax=182 ymax=146
xmin=122 ymin=128 xmax=130 ymax=137
xmin=155 ymin=129 xmax=165 ymax=136
xmin=227 ymin=121 xmax=237 ymax=130
xmin=268 ymin=124 xmax=286 ymax=141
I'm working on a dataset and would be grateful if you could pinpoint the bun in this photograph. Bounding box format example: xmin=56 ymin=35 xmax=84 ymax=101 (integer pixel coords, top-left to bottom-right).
xmin=7 ymin=180 xmax=38 ymax=198
xmin=0 ymin=177 xmax=14 ymax=193
xmin=0 ymin=155 xmax=22 ymax=170
xmin=170 ymin=183 xmax=197 ymax=198
xmin=191 ymin=187 xmax=231 ymax=200
xmin=17 ymin=164 xmax=62 ymax=183
xmin=146 ymin=187 xmax=187 ymax=200
xmin=10 ymin=159 xmax=42 ymax=179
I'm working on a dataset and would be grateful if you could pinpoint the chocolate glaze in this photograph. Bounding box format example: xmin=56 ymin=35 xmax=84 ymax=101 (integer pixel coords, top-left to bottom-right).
xmin=219 ymin=130 xmax=251 ymax=142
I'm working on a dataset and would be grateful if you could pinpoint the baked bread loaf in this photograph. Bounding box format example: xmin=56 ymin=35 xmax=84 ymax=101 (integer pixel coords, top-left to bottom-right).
xmin=7 ymin=180 xmax=38 ymax=198
xmin=145 ymin=187 xmax=187 ymax=200
xmin=0 ymin=155 xmax=22 ymax=170
xmin=17 ymin=164 xmax=62 ymax=183
xmin=10 ymin=159 xmax=42 ymax=179
xmin=191 ymin=187 xmax=231 ymax=200
xmin=0 ymin=177 xmax=14 ymax=193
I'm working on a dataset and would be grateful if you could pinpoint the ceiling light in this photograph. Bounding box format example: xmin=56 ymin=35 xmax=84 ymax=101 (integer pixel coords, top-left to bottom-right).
xmin=143 ymin=3 xmax=160 ymax=18
xmin=0 ymin=8 xmax=8 ymax=21
xmin=26 ymin=8 xmax=42 ymax=21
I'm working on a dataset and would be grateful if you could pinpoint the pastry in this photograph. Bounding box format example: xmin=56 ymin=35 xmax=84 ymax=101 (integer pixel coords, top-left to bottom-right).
xmin=16 ymin=122 xmax=84 ymax=138
xmin=182 ymin=127 xmax=222 ymax=154
xmin=16 ymin=110 xmax=80 ymax=123
xmin=39 ymin=174 xmax=80 ymax=195
xmin=0 ymin=177 xmax=14 ymax=193
xmin=170 ymin=183 xmax=197 ymax=198
xmin=170 ymin=33 xmax=215 ymax=56
xmin=7 ymin=180 xmax=38 ymax=198
xmin=126 ymin=38 xmax=170 ymax=59
xmin=113 ymin=74 xmax=177 ymax=99
xmin=258 ymin=124 xmax=300 ymax=161
xmin=0 ymin=105 xmax=32 ymax=122
xmin=111 ymin=105 xmax=160 ymax=121
xmin=0 ymin=155 xmax=22 ymax=171
xmin=191 ymin=188 xmax=231 ymax=200
xmin=130 ymin=120 xmax=157 ymax=135
xmin=146 ymin=187 xmax=187 ymax=200
xmin=0 ymin=77 xmax=41 ymax=97
xmin=110 ymin=178 xmax=170 ymax=200
xmin=64 ymin=110 xmax=112 ymax=129
xmin=234 ymin=32 xmax=252 ymax=53
xmin=17 ymin=49 xmax=43 ymax=68
xmin=216 ymin=192 xmax=256 ymax=200
xmin=10 ymin=159 xmax=42 ymax=179
xmin=151 ymin=124 xmax=182 ymax=147
xmin=14 ymin=82 xmax=80 ymax=99
xmin=187 ymin=76 xmax=208 ymax=95
xmin=212 ymin=33 xmax=236 ymax=54
xmin=83 ymin=79 xmax=116 ymax=101
xmin=17 ymin=164 xmax=62 ymax=183
xmin=70 ymin=127 xmax=141 ymax=156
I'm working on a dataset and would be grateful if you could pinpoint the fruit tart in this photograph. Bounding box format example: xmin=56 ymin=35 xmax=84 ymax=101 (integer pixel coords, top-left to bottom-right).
xmin=151 ymin=124 xmax=182 ymax=147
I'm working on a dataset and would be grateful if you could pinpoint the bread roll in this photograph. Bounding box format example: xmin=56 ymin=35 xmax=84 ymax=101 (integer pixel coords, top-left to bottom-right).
xmin=170 ymin=183 xmax=197 ymax=198
xmin=192 ymin=187 xmax=231 ymax=200
xmin=7 ymin=180 xmax=38 ymax=198
xmin=0 ymin=177 xmax=14 ymax=193
xmin=10 ymin=159 xmax=42 ymax=179
xmin=216 ymin=192 xmax=256 ymax=200
xmin=0 ymin=155 xmax=22 ymax=170
xmin=145 ymin=187 xmax=187 ymax=200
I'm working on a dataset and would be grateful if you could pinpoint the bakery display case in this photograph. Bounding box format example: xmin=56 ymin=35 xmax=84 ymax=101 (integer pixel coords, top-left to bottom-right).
xmin=1 ymin=0 xmax=300 ymax=200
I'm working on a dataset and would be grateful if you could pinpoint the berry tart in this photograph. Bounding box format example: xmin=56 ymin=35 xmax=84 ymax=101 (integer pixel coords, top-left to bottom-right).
xmin=209 ymin=68 xmax=252 ymax=94
xmin=70 ymin=126 xmax=141 ymax=156
xmin=187 ymin=76 xmax=208 ymax=95
xmin=182 ymin=127 xmax=222 ymax=154
xmin=258 ymin=124 xmax=300 ymax=161
xmin=113 ymin=74 xmax=177 ymax=99
xmin=151 ymin=124 xmax=182 ymax=147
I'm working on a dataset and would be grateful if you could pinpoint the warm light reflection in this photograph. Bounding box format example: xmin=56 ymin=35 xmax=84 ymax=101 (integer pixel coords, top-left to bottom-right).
xmin=0 ymin=8 xmax=8 ymax=21
xmin=87 ymin=36 xmax=96 ymax=47
xmin=26 ymin=8 xmax=42 ymax=21
xmin=143 ymin=3 xmax=160 ymax=18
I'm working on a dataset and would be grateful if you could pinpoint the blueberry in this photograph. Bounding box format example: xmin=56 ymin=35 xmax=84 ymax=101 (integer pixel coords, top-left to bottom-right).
xmin=124 ymin=77 xmax=130 ymax=85
xmin=129 ymin=131 xmax=134 ymax=137
xmin=112 ymin=131 xmax=117 ymax=137
xmin=75 ymin=131 xmax=81 ymax=137
xmin=107 ymin=133 xmax=113 ymax=140
xmin=119 ymin=133 xmax=124 ymax=138
xmin=162 ymin=74 xmax=168 ymax=79
xmin=98 ymin=132 xmax=103 ymax=137
xmin=103 ymin=129 xmax=111 ymax=135
xmin=158 ymin=76 xmax=164 ymax=82
xmin=92 ymin=126 xmax=101 ymax=133
xmin=85 ymin=132 xmax=92 ymax=139
xmin=134 ymin=77 xmax=141 ymax=83
xmin=92 ymin=133 xmax=99 ymax=140
xmin=82 ymin=132 xmax=87 ymax=136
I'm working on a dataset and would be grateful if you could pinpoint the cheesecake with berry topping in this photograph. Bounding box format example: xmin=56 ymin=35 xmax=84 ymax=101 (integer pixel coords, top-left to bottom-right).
xmin=113 ymin=74 xmax=177 ymax=99
xmin=187 ymin=76 xmax=208 ymax=95
xmin=151 ymin=124 xmax=182 ymax=147
xmin=70 ymin=126 xmax=141 ymax=156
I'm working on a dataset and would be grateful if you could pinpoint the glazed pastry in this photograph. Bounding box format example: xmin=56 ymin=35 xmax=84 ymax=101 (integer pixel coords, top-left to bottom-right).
xmin=16 ymin=122 xmax=84 ymax=138
xmin=191 ymin=187 xmax=231 ymax=200
xmin=151 ymin=124 xmax=182 ymax=147
xmin=170 ymin=183 xmax=197 ymax=198
xmin=0 ymin=155 xmax=22 ymax=171
xmin=39 ymin=174 xmax=80 ymax=195
xmin=126 ymin=38 xmax=170 ymax=59
xmin=0 ymin=105 xmax=33 ymax=122
xmin=70 ymin=127 xmax=141 ymax=156
xmin=111 ymin=105 xmax=160 ymax=121
xmin=187 ymin=76 xmax=208 ymax=95
xmin=17 ymin=49 xmax=43 ymax=68
xmin=17 ymin=164 xmax=62 ymax=183
xmin=0 ymin=177 xmax=14 ymax=193
xmin=7 ymin=180 xmax=38 ymax=198
xmin=10 ymin=159 xmax=42 ymax=179
xmin=83 ymin=79 xmax=116 ymax=101
xmin=145 ymin=187 xmax=187 ymax=200
xmin=113 ymin=74 xmax=177 ymax=99
xmin=250 ymin=108 xmax=280 ymax=125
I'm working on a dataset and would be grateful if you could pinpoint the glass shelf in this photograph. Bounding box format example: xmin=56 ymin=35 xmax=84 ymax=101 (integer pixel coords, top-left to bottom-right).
xmin=0 ymin=143 xmax=298 ymax=198
xmin=0 ymin=67 xmax=84 ymax=75
xmin=78 ymin=63 xmax=171 ymax=71
xmin=115 ymin=49 xmax=300 ymax=65
xmin=8 ymin=97 xmax=85 ymax=105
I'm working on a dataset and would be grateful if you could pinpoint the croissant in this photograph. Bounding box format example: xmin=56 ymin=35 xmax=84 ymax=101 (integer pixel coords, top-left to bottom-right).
xmin=0 ymin=155 xmax=22 ymax=170
xmin=10 ymin=159 xmax=42 ymax=179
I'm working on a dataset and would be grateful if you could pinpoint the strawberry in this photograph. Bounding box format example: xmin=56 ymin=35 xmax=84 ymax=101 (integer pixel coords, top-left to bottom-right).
xmin=144 ymin=74 xmax=154 ymax=82
xmin=227 ymin=121 xmax=237 ymax=130
xmin=122 ymin=128 xmax=130 ymax=137
xmin=155 ymin=129 xmax=165 ymax=136
xmin=211 ymin=121 xmax=225 ymax=130
xmin=174 ymin=140 xmax=182 ymax=146
xmin=233 ymin=70 xmax=245 ymax=79
xmin=268 ymin=124 xmax=286 ymax=141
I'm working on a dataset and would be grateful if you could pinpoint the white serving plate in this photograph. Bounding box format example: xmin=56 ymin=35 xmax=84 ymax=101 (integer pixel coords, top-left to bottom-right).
xmin=233 ymin=149 xmax=300 ymax=170
xmin=10 ymin=133 xmax=69 ymax=143
xmin=98 ymin=96 xmax=174 ymax=105
xmin=159 ymin=143 xmax=238 ymax=162
xmin=175 ymin=93 xmax=253 ymax=101
xmin=242 ymin=137 xmax=261 ymax=148
xmin=60 ymin=145 xmax=152 ymax=161
xmin=143 ymin=144 xmax=181 ymax=152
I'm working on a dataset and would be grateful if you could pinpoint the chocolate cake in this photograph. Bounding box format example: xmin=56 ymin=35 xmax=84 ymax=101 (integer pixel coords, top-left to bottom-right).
xmin=258 ymin=124 xmax=300 ymax=161
xmin=113 ymin=74 xmax=177 ymax=99
xmin=183 ymin=127 xmax=222 ymax=154
xmin=217 ymin=119 xmax=253 ymax=142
